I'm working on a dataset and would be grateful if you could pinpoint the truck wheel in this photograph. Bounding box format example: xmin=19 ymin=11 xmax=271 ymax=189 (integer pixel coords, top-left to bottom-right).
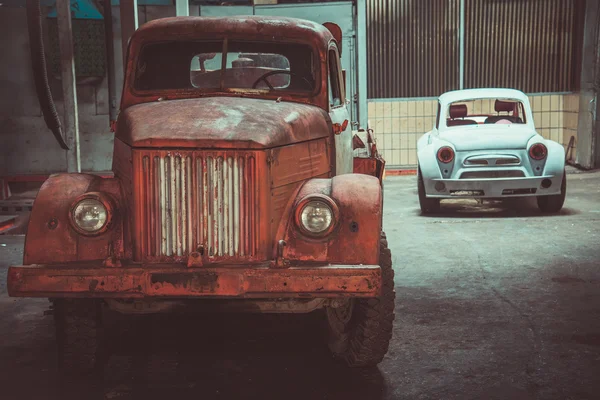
xmin=54 ymin=299 xmax=103 ymax=376
xmin=326 ymin=233 xmax=395 ymax=367
xmin=537 ymin=172 xmax=566 ymax=213
xmin=418 ymin=166 xmax=440 ymax=214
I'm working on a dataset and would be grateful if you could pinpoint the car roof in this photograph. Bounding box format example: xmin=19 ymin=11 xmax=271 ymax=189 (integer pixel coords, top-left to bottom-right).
xmin=438 ymin=88 xmax=529 ymax=105
xmin=131 ymin=16 xmax=333 ymax=49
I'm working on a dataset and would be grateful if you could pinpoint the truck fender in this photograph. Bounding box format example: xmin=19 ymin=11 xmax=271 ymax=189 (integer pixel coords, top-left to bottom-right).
xmin=23 ymin=173 xmax=125 ymax=265
xmin=275 ymin=174 xmax=383 ymax=266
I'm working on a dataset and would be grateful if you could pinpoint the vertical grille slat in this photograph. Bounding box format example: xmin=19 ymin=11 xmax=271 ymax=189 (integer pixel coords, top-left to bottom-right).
xmin=248 ymin=156 xmax=256 ymax=256
xmin=186 ymin=156 xmax=193 ymax=254
xmin=155 ymin=156 xmax=162 ymax=256
xmin=233 ymin=157 xmax=240 ymax=256
xmin=138 ymin=151 xmax=257 ymax=261
xmin=170 ymin=156 xmax=178 ymax=257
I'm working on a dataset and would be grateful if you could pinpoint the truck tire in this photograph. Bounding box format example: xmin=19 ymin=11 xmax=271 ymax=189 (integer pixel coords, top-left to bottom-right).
xmin=54 ymin=299 xmax=102 ymax=376
xmin=418 ymin=166 xmax=440 ymax=214
xmin=326 ymin=233 xmax=395 ymax=367
xmin=537 ymin=171 xmax=566 ymax=213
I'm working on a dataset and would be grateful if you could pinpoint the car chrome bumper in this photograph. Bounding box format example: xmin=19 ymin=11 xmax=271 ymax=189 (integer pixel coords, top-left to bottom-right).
xmin=425 ymin=175 xmax=562 ymax=198
xmin=7 ymin=264 xmax=381 ymax=299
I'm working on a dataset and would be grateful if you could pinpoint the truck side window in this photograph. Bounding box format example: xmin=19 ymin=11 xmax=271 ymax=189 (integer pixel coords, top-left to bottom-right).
xmin=328 ymin=49 xmax=342 ymax=108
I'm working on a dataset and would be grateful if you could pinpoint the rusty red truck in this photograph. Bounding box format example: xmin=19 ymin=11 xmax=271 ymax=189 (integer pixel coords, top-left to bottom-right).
xmin=8 ymin=16 xmax=394 ymax=374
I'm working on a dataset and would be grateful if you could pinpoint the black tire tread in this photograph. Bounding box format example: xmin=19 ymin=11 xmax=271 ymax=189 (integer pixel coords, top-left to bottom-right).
xmin=537 ymin=171 xmax=567 ymax=213
xmin=328 ymin=233 xmax=396 ymax=367
xmin=418 ymin=166 xmax=440 ymax=214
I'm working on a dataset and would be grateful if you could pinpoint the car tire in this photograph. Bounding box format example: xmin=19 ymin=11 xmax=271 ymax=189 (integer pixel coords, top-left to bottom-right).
xmin=54 ymin=299 xmax=103 ymax=376
xmin=326 ymin=232 xmax=395 ymax=367
xmin=537 ymin=171 xmax=566 ymax=213
xmin=418 ymin=166 xmax=440 ymax=214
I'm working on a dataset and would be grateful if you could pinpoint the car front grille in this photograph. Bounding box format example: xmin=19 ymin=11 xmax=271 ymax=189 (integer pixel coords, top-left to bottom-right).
xmin=135 ymin=150 xmax=258 ymax=261
xmin=459 ymin=170 xmax=525 ymax=179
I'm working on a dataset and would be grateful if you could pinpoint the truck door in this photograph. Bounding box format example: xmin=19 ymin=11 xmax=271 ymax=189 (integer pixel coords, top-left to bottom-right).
xmin=328 ymin=45 xmax=353 ymax=175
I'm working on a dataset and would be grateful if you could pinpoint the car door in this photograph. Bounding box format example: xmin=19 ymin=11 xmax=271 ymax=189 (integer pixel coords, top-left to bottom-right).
xmin=327 ymin=45 xmax=352 ymax=176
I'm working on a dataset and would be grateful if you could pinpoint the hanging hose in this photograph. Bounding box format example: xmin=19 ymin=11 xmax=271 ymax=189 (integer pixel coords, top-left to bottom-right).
xmin=566 ymin=135 xmax=575 ymax=163
xmin=26 ymin=0 xmax=69 ymax=150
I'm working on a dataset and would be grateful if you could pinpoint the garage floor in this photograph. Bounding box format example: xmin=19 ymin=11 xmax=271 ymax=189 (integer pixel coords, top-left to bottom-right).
xmin=1 ymin=170 xmax=599 ymax=400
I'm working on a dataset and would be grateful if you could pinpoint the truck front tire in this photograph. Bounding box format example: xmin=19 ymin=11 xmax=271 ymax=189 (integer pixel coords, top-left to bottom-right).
xmin=54 ymin=299 xmax=103 ymax=376
xmin=326 ymin=233 xmax=395 ymax=367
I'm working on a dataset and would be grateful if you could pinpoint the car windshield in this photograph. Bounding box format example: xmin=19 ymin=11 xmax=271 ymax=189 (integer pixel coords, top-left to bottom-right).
xmin=445 ymin=98 xmax=527 ymax=127
xmin=134 ymin=40 xmax=317 ymax=93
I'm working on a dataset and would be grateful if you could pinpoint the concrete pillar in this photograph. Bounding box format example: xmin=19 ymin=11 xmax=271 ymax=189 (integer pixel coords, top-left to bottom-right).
xmin=103 ymin=0 xmax=118 ymax=125
xmin=56 ymin=0 xmax=81 ymax=173
xmin=357 ymin=0 xmax=368 ymax=129
xmin=176 ymin=0 xmax=189 ymax=16
xmin=576 ymin=0 xmax=600 ymax=169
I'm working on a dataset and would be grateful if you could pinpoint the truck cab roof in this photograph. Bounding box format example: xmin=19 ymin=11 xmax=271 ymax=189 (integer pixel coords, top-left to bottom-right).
xmin=120 ymin=16 xmax=336 ymax=111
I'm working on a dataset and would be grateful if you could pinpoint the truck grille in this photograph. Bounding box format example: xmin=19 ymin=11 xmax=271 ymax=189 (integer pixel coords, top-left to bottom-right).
xmin=136 ymin=151 xmax=258 ymax=261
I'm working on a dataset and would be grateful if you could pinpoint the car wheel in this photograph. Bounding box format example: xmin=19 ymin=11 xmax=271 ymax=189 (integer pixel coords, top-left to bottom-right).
xmin=537 ymin=171 xmax=566 ymax=213
xmin=418 ymin=166 xmax=440 ymax=214
xmin=326 ymin=232 xmax=395 ymax=367
xmin=54 ymin=299 xmax=103 ymax=377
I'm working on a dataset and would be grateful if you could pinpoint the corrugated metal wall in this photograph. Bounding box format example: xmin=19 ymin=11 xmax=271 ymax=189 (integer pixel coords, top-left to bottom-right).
xmin=367 ymin=0 xmax=585 ymax=99
xmin=465 ymin=0 xmax=585 ymax=93
xmin=367 ymin=0 xmax=460 ymax=98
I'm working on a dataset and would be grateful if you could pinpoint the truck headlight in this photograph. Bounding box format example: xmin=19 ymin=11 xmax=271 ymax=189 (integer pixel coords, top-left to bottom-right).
xmin=295 ymin=195 xmax=338 ymax=237
xmin=69 ymin=193 xmax=113 ymax=235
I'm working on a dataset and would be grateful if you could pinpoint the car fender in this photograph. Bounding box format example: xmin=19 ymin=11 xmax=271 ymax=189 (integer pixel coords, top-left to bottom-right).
xmin=23 ymin=174 xmax=125 ymax=265
xmin=275 ymin=174 xmax=382 ymax=266
xmin=543 ymin=140 xmax=566 ymax=176
xmin=417 ymin=132 xmax=453 ymax=179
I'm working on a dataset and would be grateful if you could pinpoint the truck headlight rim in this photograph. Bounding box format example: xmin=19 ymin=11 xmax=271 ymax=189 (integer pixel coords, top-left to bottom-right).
xmin=69 ymin=192 xmax=114 ymax=236
xmin=294 ymin=194 xmax=339 ymax=238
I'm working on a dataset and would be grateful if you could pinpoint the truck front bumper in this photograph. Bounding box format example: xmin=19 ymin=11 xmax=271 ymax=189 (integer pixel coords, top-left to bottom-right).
xmin=7 ymin=264 xmax=381 ymax=299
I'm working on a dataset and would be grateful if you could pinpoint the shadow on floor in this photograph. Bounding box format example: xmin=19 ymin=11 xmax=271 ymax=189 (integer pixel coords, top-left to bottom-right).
xmin=49 ymin=311 xmax=389 ymax=400
xmin=416 ymin=197 xmax=579 ymax=219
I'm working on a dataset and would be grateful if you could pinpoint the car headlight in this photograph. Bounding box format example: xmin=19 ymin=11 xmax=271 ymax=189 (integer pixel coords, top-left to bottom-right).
xmin=295 ymin=195 xmax=338 ymax=237
xmin=69 ymin=193 xmax=112 ymax=235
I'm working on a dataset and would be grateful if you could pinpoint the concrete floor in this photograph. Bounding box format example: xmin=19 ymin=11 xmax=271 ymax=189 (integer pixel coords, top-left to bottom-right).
xmin=1 ymin=170 xmax=599 ymax=400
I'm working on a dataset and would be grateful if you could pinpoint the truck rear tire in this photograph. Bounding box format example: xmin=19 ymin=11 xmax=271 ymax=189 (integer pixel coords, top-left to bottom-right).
xmin=326 ymin=233 xmax=395 ymax=367
xmin=54 ymin=299 xmax=103 ymax=376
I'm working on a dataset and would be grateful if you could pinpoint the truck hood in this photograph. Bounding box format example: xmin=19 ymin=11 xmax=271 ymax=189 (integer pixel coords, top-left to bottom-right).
xmin=439 ymin=125 xmax=538 ymax=151
xmin=117 ymin=97 xmax=331 ymax=149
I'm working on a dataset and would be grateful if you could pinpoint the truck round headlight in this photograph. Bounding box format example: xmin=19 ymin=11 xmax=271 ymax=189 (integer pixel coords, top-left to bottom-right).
xmin=301 ymin=200 xmax=332 ymax=233
xmin=71 ymin=198 xmax=108 ymax=234
xmin=295 ymin=195 xmax=339 ymax=237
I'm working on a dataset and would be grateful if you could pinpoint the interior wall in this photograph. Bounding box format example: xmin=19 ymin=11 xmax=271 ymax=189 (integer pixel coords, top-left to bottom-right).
xmin=0 ymin=5 xmax=189 ymax=176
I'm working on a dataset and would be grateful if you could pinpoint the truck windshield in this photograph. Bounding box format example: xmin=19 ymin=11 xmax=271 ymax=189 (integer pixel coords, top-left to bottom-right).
xmin=134 ymin=40 xmax=317 ymax=93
